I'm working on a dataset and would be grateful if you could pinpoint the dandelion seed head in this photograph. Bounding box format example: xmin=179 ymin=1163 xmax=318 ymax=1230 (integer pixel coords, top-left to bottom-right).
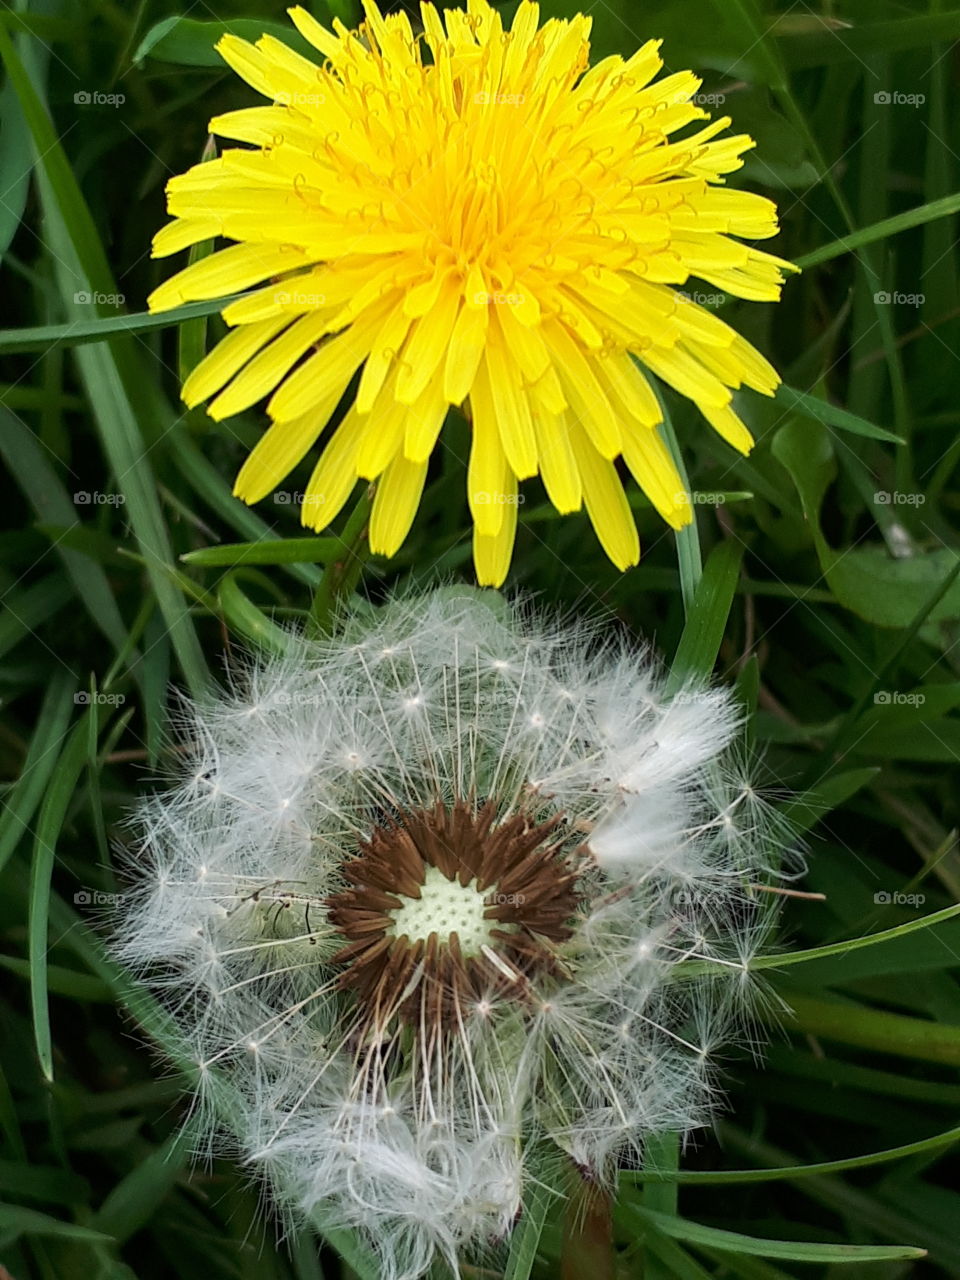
xmin=113 ymin=588 xmax=785 ymax=1278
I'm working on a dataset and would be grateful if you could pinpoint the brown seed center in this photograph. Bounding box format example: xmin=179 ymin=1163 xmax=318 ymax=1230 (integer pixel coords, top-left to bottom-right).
xmin=327 ymin=797 xmax=581 ymax=1029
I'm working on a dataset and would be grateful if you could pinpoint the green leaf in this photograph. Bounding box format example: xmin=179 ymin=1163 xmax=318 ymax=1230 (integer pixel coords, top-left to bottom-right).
xmin=623 ymin=1205 xmax=925 ymax=1263
xmin=0 ymin=670 xmax=77 ymax=876
xmin=219 ymin=575 xmax=299 ymax=654
xmin=0 ymin=404 xmax=131 ymax=658
xmin=625 ymin=1122 xmax=960 ymax=1185
xmin=822 ymin=545 xmax=960 ymax=628
xmin=29 ymin=716 xmax=92 ymax=1081
xmin=752 ymin=903 xmax=960 ymax=974
xmin=782 ymin=993 xmax=960 ymax=1066
xmin=133 ymin=16 xmax=315 ymax=67
xmin=0 ymin=1159 xmax=89 ymax=1206
xmin=182 ymin=537 xmax=340 ymax=568
xmin=0 ymin=26 xmax=209 ymax=696
xmin=775 ymin=385 xmax=905 ymax=445
xmin=503 ymin=1167 xmax=554 ymax=1280
xmin=0 ymin=298 xmax=237 ymax=354
xmin=0 ymin=1203 xmax=112 ymax=1244
xmin=667 ymin=540 xmax=743 ymax=691
xmin=91 ymin=1126 xmax=193 ymax=1244
xmin=780 ymin=768 xmax=879 ymax=835
xmin=781 ymin=14 xmax=960 ymax=71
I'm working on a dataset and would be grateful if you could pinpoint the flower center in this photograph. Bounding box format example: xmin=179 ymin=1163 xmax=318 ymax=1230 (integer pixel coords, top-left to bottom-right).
xmin=326 ymin=798 xmax=582 ymax=1031
xmin=388 ymin=864 xmax=495 ymax=956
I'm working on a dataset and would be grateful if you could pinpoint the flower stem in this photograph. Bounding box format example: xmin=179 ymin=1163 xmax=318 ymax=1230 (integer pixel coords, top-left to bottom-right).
xmin=307 ymin=484 xmax=374 ymax=636
xmin=561 ymin=1165 xmax=615 ymax=1280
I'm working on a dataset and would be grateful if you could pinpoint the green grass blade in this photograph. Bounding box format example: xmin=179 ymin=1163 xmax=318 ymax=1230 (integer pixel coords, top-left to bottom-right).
xmin=622 ymin=1205 xmax=925 ymax=1263
xmin=28 ymin=715 xmax=92 ymax=1081
xmin=0 ymin=299 xmax=238 ymax=354
xmin=182 ymin=537 xmax=340 ymax=568
xmin=667 ymin=541 xmax=743 ymax=691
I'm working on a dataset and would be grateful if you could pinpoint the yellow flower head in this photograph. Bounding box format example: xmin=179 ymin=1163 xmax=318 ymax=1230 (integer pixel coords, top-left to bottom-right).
xmin=149 ymin=0 xmax=795 ymax=585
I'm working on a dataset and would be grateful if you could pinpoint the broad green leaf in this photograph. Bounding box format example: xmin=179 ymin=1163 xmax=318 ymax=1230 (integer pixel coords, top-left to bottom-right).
xmin=823 ymin=546 xmax=960 ymax=628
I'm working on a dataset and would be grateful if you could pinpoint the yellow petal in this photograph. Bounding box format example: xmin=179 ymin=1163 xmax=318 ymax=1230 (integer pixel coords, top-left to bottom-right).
xmin=620 ymin=423 xmax=691 ymax=529
xmin=368 ymin=452 xmax=428 ymax=556
xmin=467 ymin=363 xmax=508 ymax=538
xmin=699 ymin=400 xmax=755 ymax=454
xmin=473 ymin=474 xmax=519 ymax=587
xmin=403 ymin=380 xmax=449 ymax=463
xmin=233 ymin=412 xmax=324 ymax=504
xmin=152 ymin=217 xmax=220 ymax=259
xmin=533 ymin=410 xmax=581 ymax=514
xmin=148 ymin=243 xmax=310 ymax=313
xmin=484 ymin=340 xmax=537 ymax=479
xmin=568 ymin=423 xmax=639 ymax=570
xmin=395 ymin=281 xmax=461 ymax=405
xmin=182 ymin=315 xmax=289 ymax=408
xmin=542 ymin=322 xmax=621 ymax=458
xmin=443 ymin=301 xmax=488 ymax=404
xmin=208 ymin=311 xmax=332 ymax=420
xmin=267 ymin=300 xmax=390 ymax=422
xmin=300 ymin=407 xmax=365 ymax=530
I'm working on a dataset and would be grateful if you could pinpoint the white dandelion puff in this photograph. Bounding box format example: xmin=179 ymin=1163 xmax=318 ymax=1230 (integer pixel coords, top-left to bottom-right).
xmin=113 ymin=589 xmax=789 ymax=1279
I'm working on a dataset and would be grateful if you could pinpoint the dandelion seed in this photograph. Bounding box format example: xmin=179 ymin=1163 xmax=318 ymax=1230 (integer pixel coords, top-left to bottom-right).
xmin=114 ymin=590 xmax=786 ymax=1278
xmin=148 ymin=0 xmax=796 ymax=586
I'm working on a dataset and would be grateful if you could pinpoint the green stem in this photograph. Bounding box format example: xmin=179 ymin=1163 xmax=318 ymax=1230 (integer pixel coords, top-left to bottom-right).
xmin=306 ymin=485 xmax=375 ymax=636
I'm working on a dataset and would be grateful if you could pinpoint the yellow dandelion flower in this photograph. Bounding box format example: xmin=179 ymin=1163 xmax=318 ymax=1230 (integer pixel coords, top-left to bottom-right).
xmin=149 ymin=0 xmax=796 ymax=585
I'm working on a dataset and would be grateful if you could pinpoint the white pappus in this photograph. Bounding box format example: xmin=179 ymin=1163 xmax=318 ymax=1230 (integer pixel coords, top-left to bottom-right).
xmin=113 ymin=588 xmax=789 ymax=1279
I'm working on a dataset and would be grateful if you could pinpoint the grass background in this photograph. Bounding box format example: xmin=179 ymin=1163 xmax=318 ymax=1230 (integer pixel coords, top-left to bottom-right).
xmin=1 ymin=0 xmax=960 ymax=1276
